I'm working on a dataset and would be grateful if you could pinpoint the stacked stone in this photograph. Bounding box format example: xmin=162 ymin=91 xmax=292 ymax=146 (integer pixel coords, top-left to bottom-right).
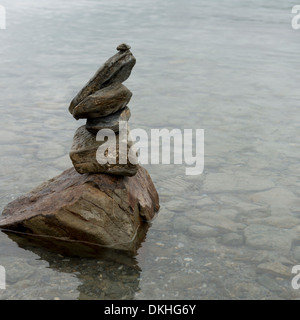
xmin=0 ymin=44 xmax=160 ymax=254
xmin=69 ymin=43 xmax=138 ymax=176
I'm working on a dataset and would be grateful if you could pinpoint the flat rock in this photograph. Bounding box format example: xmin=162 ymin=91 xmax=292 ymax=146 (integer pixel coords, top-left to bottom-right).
xmin=86 ymin=107 xmax=131 ymax=134
xmin=221 ymin=233 xmax=244 ymax=246
xmin=69 ymin=48 xmax=136 ymax=113
xmin=257 ymin=275 xmax=282 ymax=292
xmin=188 ymin=225 xmax=218 ymax=238
xmin=256 ymin=262 xmax=291 ymax=278
xmin=0 ymin=166 xmax=159 ymax=253
xmin=71 ymin=84 xmax=132 ymax=120
xmin=69 ymin=125 xmax=138 ymax=176
xmin=249 ymin=188 xmax=300 ymax=216
xmin=189 ymin=211 xmax=246 ymax=233
xmin=244 ymin=224 xmax=296 ymax=253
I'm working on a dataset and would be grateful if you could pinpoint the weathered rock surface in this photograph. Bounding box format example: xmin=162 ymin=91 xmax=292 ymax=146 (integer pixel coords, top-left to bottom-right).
xmin=69 ymin=48 xmax=136 ymax=114
xmin=0 ymin=166 xmax=159 ymax=252
xmin=256 ymin=262 xmax=291 ymax=278
xmin=188 ymin=225 xmax=218 ymax=238
xmin=244 ymin=224 xmax=296 ymax=252
xmin=221 ymin=233 xmax=244 ymax=246
xmin=86 ymin=107 xmax=131 ymax=134
xmin=69 ymin=125 xmax=138 ymax=176
xmin=71 ymin=83 xmax=132 ymax=120
xmin=117 ymin=43 xmax=131 ymax=51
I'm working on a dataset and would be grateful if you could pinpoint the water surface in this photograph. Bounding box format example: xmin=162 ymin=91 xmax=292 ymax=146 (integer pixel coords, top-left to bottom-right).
xmin=0 ymin=0 xmax=300 ymax=299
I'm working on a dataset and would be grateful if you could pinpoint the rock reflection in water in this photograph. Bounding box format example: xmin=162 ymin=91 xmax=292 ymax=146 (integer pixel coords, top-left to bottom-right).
xmin=3 ymin=231 xmax=144 ymax=300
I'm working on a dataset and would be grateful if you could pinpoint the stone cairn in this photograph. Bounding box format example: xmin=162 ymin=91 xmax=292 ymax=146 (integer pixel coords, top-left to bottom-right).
xmin=0 ymin=44 xmax=160 ymax=255
xmin=69 ymin=43 xmax=137 ymax=177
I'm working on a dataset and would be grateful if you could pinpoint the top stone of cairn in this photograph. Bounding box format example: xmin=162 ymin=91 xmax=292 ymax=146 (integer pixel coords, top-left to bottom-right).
xmin=69 ymin=44 xmax=136 ymax=118
xmin=117 ymin=43 xmax=131 ymax=51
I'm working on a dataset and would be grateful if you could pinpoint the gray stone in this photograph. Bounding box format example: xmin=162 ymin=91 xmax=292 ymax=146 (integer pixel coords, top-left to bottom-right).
xmin=188 ymin=225 xmax=218 ymax=238
xmin=244 ymin=224 xmax=296 ymax=252
xmin=69 ymin=125 xmax=138 ymax=176
xmin=221 ymin=233 xmax=244 ymax=246
xmin=71 ymin=84 xmax=132 ymax=120
xmin=86 ymin=107 xmax=131 ymax=134
xmin=117 ymin=43 xmax=131 ymax=51
xmin=247 ymin=215 xmax=300 ymax=229
xmin=69 ymin=47 xmax=136 ymax=113
xmin=256 ymin=262 xmax=291 ymax=278
xmin=257 ymin=275 xmax=282 ymax=292
xmin=249 ymin=188 xmax=300 ymax=216
xmin=189 ymin=211 xmax=246 ymax=233
xmin=293 ymin=246 xmax=300 ymax=260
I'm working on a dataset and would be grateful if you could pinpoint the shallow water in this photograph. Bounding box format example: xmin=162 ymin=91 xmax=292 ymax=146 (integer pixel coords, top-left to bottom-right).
xmin=0 ymin=0 xmax=300 ymax=299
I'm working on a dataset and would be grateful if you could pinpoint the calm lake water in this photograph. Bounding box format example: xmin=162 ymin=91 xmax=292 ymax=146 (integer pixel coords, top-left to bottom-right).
xmin=0 ymin=0 xmax=300 ymax=299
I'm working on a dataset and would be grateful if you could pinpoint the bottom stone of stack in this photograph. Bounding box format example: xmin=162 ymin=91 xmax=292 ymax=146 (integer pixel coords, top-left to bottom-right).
xmin=69 ymin=125 xmax=138 ymax=176
xmin=0 ymin=166 xmax=160 ymax=253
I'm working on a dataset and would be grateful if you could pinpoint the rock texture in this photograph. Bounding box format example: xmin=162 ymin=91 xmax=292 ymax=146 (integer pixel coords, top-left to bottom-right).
xmin=69 ymin=125 xmax=138 ymax=176
xmin=0 ymin=44 xmax=160 ymax=255
xmin=69 ymin=44 xmax=136 ymax=115
xmin=86 ymin=107 xmax=131 ymax=134
xmin=0 ymin=166 xmax=159 ymax=252
xmin=72 ymin=84 xmax=132 ymax=120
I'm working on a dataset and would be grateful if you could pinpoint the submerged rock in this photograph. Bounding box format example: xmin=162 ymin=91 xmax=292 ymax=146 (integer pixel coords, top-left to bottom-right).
xmin=0 ymin=166 xmax=159 ymax=253
xmin=256 ymin=262 xmax=291 ymax=278
xmin=244 ymin=224 xmax=296 ymax=253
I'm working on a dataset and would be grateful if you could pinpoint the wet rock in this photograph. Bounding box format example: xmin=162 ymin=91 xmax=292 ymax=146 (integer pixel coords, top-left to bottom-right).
xmin=256 ymin=262 xmax=291 ymax=278
xmin=292 ymin=246 xmax=300 ymax=260
xmin=170 ymin=273 xmax=205 ymax=290
xmin=228 ymin=281 xmax=265 ymax=299
xmin=189 ymin=211 xmax=245 ymax=232
xmin=246 ymin=215 xmax=300 ymax=229
xmin=69 ymin=47 xmax=136 ymax=113
xmin=236 ymin=202 xmax=271 ymax=219
xmin=69 ymin=125 xmax=138 ymax=176
xmin=244 ymin=224 xmax=296 ymax=252
xmin=0 ymin=166 xmax=159 ymax=253
xmin=188 ymin=225 xmax=218 ymax=238
xmin=221 ymin=233 xmax=244 ymax=246
xmin=257 ymin=274 xmax=282 ymax=292
xmin=249 ymin=188 xmax=300 ymax=216
xmin=86 ymin=107 xmax=131 ymax=134
xmin=71 ymin=84 xmax=132 ymax=120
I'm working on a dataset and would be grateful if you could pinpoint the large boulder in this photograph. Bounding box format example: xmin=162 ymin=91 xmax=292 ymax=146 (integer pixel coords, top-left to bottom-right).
xmin=0 ymin=166 xmax=159 ymax=253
